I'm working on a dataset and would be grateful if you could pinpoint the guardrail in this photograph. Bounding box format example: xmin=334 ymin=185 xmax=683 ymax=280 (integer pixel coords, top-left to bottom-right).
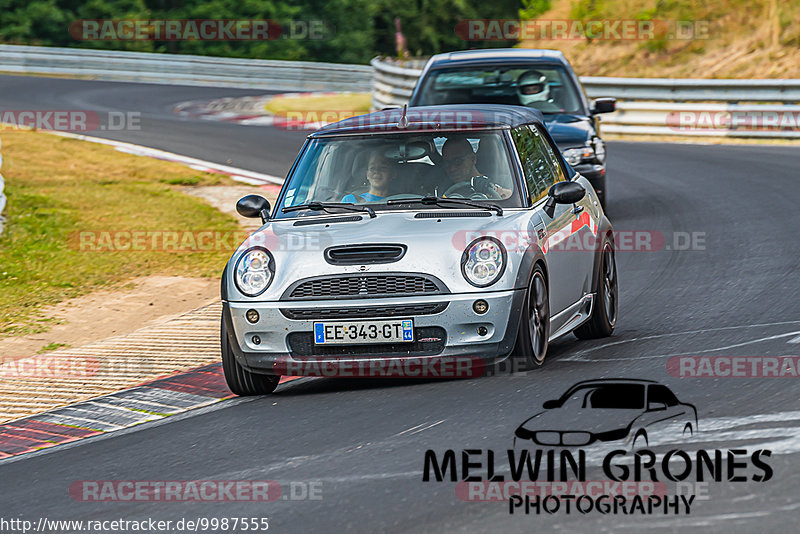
xmin=371 ymin=57 xmax=800 ymax=138
xmin=0 ymin=44 xmax=374 ymax=92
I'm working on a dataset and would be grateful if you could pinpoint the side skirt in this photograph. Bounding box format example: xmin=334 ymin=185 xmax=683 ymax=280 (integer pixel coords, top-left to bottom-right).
xmin=549 ymin=293 xmax=595 ymax=341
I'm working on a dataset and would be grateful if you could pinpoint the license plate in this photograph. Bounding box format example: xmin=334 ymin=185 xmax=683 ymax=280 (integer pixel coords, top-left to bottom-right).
xmin=313 ymin=319 xmax=414 ymax=345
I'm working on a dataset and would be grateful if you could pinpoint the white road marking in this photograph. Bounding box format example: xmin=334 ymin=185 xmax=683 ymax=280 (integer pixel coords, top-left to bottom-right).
xmin=564 ymin=330 xmax=800 ymax=363
xmin=563 ymin=320 xmax=800 ymax=361
xmin=407 ymin=419 xmax=446 ymax=435
xmin=49 ymin=131 xmax=284 ymax=185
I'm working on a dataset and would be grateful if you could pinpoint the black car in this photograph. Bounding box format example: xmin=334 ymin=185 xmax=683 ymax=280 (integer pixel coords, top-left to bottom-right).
xmin=514 ymin=379 xmax=697 ymax=448
xmin=409 ymin=48 xmax=616 ymax=207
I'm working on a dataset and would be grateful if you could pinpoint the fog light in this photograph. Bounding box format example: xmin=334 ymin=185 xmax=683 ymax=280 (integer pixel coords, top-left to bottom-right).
xmin=473 ymin=300 xmax=489 ymax=314
xmin=246 ymin=309 xmax=260 ymax=323
xmin=252 ymin=335 xmax=261 ymax=345
xmin=477 ymin=326 xmax=488 ymax=336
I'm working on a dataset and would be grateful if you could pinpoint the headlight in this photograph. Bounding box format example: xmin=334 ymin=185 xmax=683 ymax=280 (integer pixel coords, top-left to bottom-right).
xmin=461 ymin=237 xmax=506 ymax=287
xmin=562 ymin=146 xmax=594 ymax=166
xmin=234 ymin=248 xmax=274 ymax=297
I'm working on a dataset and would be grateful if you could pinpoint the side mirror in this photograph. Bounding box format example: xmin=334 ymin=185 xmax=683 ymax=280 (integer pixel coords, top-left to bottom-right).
xmin=236 ymin=195 xmax=271 ymax=224
xmin=543 ymin=181 xmax=586 ymax=218
xmin=647 ymin=401 xmax=667 ymax=412
xmin=542 ymin=400 xmax=559 ymax=409
xmin=591 ymin=98 xmax=616 ymax=114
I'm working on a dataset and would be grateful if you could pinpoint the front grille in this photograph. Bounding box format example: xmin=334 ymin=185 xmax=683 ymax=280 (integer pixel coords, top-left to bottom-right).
xmin=285 ymin=274 xmax=445 ymax=300
xmin=287 ymin=327 xmax=446 ymax=358
xmin=324 ymin=244 xmax=406 ymax=265
xmin=280 ymin=302 xmax=448 ymax=320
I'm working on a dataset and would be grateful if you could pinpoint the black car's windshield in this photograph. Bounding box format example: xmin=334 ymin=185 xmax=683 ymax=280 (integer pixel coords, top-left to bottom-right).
xmin=560 ymin=384 xmax=646 ymax=409
xmin=274 ymin=131 xmax=523 ymax=218
xmin=414 ymin=65 xmax=585 ymax=115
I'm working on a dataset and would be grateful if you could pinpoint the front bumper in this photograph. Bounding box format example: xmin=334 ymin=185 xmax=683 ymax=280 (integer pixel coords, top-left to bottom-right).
xmin=223 ymin=289 xmax=526 ymax=376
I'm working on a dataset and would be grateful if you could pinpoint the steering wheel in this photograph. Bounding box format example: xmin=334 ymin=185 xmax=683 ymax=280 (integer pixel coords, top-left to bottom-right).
xmin=443 ymin=180 xmax=502 ymax=200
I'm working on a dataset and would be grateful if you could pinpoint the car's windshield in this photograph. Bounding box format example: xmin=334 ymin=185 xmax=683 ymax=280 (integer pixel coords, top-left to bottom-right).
xmin=274 ymin=131 xmax=523 ymax=218
xmin=560 ymin=384 xmax=646 ymax=409
xmin=414 ymin=65 xmax=584 ymax=115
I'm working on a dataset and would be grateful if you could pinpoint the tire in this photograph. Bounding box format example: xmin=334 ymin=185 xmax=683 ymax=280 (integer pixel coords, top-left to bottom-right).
xmin=221 ymin=314 xmax=280 ymax=396
xmin=574 ymin=236 xmax=617 ymax=339
xmin=513 ymin=265 xmax=550 ymax=370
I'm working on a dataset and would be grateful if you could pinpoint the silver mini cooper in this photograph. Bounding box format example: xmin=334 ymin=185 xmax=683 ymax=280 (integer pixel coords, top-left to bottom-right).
xmin=221 ymin=104 xmax=617 ymax=395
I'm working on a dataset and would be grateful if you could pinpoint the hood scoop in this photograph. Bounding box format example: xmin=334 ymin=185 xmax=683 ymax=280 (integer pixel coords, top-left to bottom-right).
xmin=324 ymin=244 xmax=407 ymax=265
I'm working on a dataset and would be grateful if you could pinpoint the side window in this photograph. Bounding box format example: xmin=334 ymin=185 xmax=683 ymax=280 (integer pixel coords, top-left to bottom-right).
xmin=531 ymin=125 xmax=567 ymax=183
xmin=648 ymin=385 xmax=679 ymax=407
xmin=510 ymin=125 xmax=557 ymax=203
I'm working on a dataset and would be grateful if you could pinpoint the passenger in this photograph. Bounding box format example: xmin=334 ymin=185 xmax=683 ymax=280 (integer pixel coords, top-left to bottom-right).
xmin=342 ymin=151 xmax=397 ymax=203
xmin=440 ymin=138 xmax=512 ymax=198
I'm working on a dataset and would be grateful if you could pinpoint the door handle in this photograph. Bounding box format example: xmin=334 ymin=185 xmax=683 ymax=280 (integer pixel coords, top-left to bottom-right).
xmin=572 ymin=205 xmax=584 ymax=215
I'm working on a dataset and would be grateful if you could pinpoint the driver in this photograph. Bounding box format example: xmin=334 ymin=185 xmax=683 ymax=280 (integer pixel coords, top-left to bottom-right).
xmin=516 ymin=70 xmax=550 ymax=106
xmin=440 ymin=138 xmax=511 ymax=199
xmin=342 ymin=150 xmax=397 ymax=203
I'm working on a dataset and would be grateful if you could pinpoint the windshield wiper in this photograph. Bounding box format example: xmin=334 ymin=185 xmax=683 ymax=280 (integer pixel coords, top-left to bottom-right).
xmin=282 ymin=202 xmax=376 ymax=218
xmin=386 ymin=196 xmax=503 ymax=216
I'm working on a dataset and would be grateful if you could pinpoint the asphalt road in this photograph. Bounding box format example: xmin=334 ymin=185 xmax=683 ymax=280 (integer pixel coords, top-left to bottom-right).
xmin=2 ymin=75 xmax=800 ymax=533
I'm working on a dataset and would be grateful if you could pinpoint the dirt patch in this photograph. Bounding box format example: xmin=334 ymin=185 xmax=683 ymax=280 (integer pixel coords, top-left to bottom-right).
xmin=0 ymin=276 xmax=220 ymax=363
xmin=182 ymin=184 xmax=282 ymax=229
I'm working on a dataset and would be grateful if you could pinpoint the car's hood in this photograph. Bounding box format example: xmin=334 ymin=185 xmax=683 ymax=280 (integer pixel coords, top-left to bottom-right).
xmin=543 ymin=114 xmax=593 ymax=147
xmin=226 ymin=209 xmax=539 ymax=301
xmin=518 ymin=408 xmax=641 ymax=434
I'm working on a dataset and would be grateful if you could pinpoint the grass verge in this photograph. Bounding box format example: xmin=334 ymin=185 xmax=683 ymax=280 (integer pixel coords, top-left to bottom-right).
xmin=0 ymin=129 xmax=240 ymax=337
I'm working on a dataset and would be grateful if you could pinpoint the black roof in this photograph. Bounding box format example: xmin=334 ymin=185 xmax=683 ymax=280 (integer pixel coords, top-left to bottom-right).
xmin=310 ymin=104 xmax=545 ymax=137
xmin=425 ymin=48 xmax=571 ymax=69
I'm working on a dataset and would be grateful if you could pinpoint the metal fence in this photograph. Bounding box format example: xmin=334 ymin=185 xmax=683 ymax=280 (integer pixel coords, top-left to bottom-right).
xmin=0 ymin=44 xmax=374 ymax=92
xmin=372 ymin=57 xmax=800 ymax=138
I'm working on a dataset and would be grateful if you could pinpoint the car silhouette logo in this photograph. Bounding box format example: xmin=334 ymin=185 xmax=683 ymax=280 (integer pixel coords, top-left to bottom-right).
xmin=514 ymin=379 xmax=697 ymax=449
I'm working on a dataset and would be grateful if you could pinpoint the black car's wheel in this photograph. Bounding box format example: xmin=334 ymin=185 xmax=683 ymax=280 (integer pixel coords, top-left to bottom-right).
xmin=221 ymin=314 xmax=279 ymax=396
xmin=513 ymin=265 xmax=550 ymax=370
xmin=574 ymin=236 xmax=617 ymax=339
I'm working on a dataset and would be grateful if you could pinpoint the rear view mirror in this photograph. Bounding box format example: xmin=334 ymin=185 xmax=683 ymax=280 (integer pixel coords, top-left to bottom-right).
xmin=591 ymin=98 xmax=616 ymax=114
xmin=544 ymin=181 xmax=586 ymax=217
xmin=542 ymin=400 xmax=559 ymax=409
xmin=647 ymin=401 xmax=667 ymax=411
xmin=236 ymin=195 xmax=271 ymax=224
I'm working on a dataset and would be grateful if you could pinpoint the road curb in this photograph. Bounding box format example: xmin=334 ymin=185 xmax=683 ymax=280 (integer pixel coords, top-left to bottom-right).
xmin=0 ymin=363 xmax=301 ymax=459
xmin=174 ymin=91 xmax=343 ymax=130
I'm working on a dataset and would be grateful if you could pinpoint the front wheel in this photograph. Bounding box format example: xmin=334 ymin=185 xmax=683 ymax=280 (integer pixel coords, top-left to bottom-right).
xmin=221 ymin=314 xmax=280 ymax=396
xmin=574 ymin=237 xmax=617 ymax=339
xmin=513 ymin=266 xmax=550 ymax=370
